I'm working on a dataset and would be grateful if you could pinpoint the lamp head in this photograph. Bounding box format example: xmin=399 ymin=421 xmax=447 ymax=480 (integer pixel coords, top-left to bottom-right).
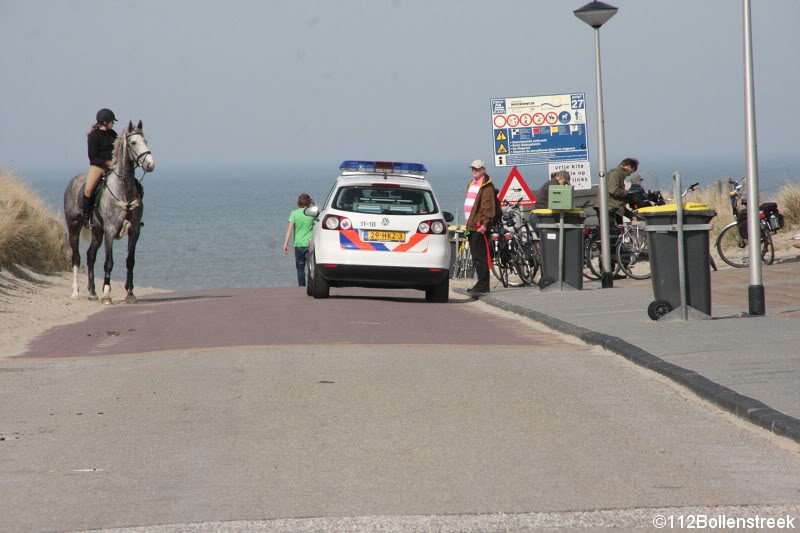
xmin=574 ymin=1 xmax=618 ymax=29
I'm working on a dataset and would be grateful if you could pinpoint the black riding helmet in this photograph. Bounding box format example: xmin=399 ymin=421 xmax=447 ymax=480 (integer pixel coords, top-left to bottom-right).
xmin=96 ymin=108 xmax=117 ymax=123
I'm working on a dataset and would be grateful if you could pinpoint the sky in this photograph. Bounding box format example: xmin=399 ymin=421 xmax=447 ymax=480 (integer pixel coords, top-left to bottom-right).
xmin=1 ymin=0 xmax=799 ymax=182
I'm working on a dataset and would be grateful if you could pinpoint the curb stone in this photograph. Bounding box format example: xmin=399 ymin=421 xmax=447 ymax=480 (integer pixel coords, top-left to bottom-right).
xmin=456 ymin=288 xmax=800 ymax=443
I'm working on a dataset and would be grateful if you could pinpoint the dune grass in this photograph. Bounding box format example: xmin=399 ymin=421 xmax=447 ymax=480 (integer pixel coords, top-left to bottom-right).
xmin=0 ymin=170 xmax=70 ymax=272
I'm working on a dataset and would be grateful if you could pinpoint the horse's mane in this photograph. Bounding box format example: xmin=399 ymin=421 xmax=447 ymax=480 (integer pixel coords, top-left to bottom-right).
xmin=109 ymin=129 xmax=126 ymax=169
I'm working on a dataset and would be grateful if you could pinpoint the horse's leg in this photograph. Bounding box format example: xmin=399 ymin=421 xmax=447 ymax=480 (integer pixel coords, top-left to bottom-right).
xmin=67 ymin=223 xmax=81 ymax=299
xmin=100 ymin=230 xmax=115 ymax=305
xmin=124 ymin=229 xmax=140 ymax=303
xmin=85 ymin=228 xmax=104 ymax=301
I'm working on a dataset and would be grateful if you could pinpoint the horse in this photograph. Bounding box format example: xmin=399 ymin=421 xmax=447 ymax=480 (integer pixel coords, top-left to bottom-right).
xmin=63 ymin=120 xmax=155 ymax=304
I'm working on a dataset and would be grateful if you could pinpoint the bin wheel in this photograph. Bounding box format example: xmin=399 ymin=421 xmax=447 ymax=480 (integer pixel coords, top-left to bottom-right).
xmin=647 ymin=300 xmax=673 ymax=321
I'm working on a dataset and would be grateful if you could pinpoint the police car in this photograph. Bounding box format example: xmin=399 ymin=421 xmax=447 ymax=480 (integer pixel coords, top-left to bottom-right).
xmin=304 ymin=161 xmax=454 ymax=302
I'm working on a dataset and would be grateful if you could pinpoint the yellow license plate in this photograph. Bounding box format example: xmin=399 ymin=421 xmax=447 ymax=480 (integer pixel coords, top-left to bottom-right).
xmin=365 ymin=231 xmax=405 ymax=242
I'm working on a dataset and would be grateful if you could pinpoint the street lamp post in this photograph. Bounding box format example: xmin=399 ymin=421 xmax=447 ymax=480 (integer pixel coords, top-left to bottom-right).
xmin=574 ymin=1 xmax=618 ymax=288
xmin=742 ymin=0 xmax=765 ymax=316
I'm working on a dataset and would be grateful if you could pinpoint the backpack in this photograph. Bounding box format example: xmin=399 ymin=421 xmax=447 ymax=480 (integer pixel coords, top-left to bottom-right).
xmin=492 ymin=185 xmax=503 ymax=227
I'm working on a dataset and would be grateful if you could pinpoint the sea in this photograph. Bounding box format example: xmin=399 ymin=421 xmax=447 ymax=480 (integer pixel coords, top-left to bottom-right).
xmin=17 ymin=160 xmax=800 ymax=291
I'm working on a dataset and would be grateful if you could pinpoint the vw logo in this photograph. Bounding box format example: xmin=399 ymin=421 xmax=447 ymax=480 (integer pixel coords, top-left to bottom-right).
xmin=381 ymin=217 xmax=390 ymax=226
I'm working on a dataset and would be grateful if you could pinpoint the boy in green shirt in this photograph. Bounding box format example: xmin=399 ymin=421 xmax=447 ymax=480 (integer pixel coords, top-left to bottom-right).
xmin=283 ymin=193 xmax=315 ymax=286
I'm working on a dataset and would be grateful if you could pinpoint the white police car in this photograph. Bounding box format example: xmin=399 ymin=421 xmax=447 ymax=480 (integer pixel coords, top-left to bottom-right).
xmin=304 ymin=161 xmax=454 ymax=302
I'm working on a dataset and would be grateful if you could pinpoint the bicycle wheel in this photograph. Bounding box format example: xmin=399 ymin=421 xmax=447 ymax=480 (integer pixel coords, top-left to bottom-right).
xmin=508 ymin=236 xmax=533 ymax=287
xmin=587 ymin=238 xmax=621 ymax=279
xmin=583 ymin=239 xmax=600 ymax=281
xmin=617 ymin=226 xmax=651 ymax=280
xmin=518 ymin=225 xmax=541 ymax=286
xmin=529 ymin=240 xmax=542 ymax=286
xmin=716 ymin=223 xmax=773 ymax=268
xmin=491 ymin=260 xmax=509 ymax=287
xmin=490 ymin=240 xmax=509 ymax=287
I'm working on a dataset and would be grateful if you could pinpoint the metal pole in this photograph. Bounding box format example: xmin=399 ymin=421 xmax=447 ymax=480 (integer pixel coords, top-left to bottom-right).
xmin=558 ymin=211 xmax=565 ymax=290
xmin=593 ymin=27 xmax=613 ymax=288
xmin=674 ymin=173 xmax=688 ymax=321
xmin=743 ymin=0 xmax=765 ymax=316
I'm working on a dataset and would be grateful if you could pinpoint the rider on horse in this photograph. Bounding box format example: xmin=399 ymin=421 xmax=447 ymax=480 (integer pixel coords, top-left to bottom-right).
xmin=83 ymin=108 xmax=118 ymax=227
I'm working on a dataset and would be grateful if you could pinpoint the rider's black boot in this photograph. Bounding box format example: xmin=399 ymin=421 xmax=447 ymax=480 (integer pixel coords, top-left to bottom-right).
xmin=82 ymin=196 xmax=94 ymax=228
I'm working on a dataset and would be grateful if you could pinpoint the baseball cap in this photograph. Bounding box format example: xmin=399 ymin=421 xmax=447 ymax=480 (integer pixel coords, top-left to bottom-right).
xmin=469 ymin=159 xmax=486 ymax=169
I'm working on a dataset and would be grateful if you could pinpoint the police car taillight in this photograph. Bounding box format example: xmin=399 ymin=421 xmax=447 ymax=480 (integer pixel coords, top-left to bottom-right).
xmin=417 ymin=219 xmax=447 ymax=234
xmin=323 ymin=215 xmax=351 ymax=230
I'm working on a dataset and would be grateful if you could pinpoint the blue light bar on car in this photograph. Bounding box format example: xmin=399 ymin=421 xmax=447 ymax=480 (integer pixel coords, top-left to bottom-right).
xmin=339 ymin=160 xmax=428 ymax=175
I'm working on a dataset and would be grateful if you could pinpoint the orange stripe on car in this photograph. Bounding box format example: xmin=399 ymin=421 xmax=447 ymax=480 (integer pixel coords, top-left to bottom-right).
xmin=394 ymin=232 xmax=427 ymax=252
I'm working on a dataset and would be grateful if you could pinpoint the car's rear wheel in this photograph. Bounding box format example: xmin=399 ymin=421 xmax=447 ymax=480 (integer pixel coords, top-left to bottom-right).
xmin=311 ymin=260 xmax=330 ymax=299
xmin=425 ymin=277 xmax=449 ymax=303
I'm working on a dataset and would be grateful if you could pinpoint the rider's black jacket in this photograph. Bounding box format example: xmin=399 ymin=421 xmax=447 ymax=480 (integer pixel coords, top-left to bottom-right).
xmin=87 ymin=128 xmax=118 ymax=168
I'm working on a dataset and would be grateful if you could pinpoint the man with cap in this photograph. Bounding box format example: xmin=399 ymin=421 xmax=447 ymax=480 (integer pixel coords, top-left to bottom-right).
xmin=628 ymin=173 xmax=646 ymax=204
xmin=464 ymin=160 xmax=497 ymax=294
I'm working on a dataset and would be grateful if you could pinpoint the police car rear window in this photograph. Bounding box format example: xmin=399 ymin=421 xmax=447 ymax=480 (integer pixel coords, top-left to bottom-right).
xmin=333 ymin=186 xmax=437 ymax=215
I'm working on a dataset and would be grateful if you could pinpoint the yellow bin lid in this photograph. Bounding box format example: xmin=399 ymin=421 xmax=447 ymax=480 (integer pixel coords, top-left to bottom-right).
xmin=532 ymin=208 xmax=585 ymax=215
xmin=636 ymin=202 xmax=711 ymax=214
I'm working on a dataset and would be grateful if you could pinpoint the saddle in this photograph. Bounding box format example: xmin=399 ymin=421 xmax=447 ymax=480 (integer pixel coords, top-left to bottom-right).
xmin=78 ymin=176 xmax=107 ymax=211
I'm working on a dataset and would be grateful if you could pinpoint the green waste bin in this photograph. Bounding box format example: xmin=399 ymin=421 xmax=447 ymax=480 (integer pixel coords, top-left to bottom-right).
xmin=532 ymin=208 xmax=586 ymax=291
xmin=636 ymin=202 xmax=716 ymax=320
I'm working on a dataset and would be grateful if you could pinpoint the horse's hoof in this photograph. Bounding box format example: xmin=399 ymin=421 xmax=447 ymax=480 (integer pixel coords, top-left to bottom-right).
xmin=88 ymin=294 xmax=98 ymax=301
xmin=70 ymin=293 xmax=79 ymax=300
xmin=101 ymin=297 xmax=113 ymax=305
xmin=125 ymin=294 xmax=138 ymax=304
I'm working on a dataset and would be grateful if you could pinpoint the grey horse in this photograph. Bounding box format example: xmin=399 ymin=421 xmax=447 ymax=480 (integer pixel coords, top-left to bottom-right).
xmin=64 ymin=120 xmax=155 ymax=304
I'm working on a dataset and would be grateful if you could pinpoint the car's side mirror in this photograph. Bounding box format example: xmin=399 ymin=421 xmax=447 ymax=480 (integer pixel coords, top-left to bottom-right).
xmin=442 ymin=211 xmax=455 ymax=223
xmin=304 ymin=205 xmax=320 ymax=218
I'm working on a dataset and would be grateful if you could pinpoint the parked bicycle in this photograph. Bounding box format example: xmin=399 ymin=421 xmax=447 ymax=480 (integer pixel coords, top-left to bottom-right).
xmin=715 ymin=178 xmax=783 ymax=268
xmin=450 ymin=226 xmax=475 ymax=279
xmin=489 ymin=199 xmax=540 ymax=287
xmin=503 ymin=198 xmax=541 ymax=286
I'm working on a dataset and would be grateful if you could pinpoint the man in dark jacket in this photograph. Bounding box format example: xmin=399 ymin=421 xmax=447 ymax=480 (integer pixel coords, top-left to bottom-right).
xmin=606 ymin=157 xmax=639 ymax=223
xmin=464 ymin=160 xmax=497 ymax=294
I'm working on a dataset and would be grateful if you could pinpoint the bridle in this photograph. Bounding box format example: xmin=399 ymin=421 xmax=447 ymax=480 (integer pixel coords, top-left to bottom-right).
xmin=125 ymin=131 xmax=152 ymax=181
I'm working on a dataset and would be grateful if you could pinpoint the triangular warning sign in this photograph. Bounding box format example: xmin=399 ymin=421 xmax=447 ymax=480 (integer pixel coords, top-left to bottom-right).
xmin=495 ymin=130 xmax=507 ymax=141
xmin=496 ymin=166 xmax=537 ymax=207
xmin=496 ymin=143 xmax=508 ymax=155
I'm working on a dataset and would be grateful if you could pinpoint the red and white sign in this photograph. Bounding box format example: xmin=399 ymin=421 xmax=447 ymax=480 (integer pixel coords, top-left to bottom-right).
xmin=545 ymin=111 xmax=558 ymax=125
xmin=532 ymin=113 xmax=545 ymax=126
xmin=493 ymin=115 xmax=507 ymax=128
xmin=506 ymin=114 xmax=520 ymax=127
xmin=496 ymin=166 xmax=537 ymax=208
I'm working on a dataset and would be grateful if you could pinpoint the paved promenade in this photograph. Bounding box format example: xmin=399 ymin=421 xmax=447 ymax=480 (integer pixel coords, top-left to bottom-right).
xmin=4 ymin=286 xmax=800 ymax=530
xmin=464 ymin=258 xmax=800 ymax=440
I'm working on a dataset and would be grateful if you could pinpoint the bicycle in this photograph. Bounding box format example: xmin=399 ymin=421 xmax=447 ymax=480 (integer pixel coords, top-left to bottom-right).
xmin=584 ymin=208 xmax=624 ymax=280
xmin=489 ymin=218 xmax=531 ymax=288
xmin=614 ymin=182 xmax=700 ymax=280
xmin=614 ymin=223 xmax=651 ymax=280
xmin=450 ymin=226 xmax=475 ymax=279
xmin=502 ymin=198 xmax=541 ymax=286
xmin=714 ymin=178 xmax=778 ymax=268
